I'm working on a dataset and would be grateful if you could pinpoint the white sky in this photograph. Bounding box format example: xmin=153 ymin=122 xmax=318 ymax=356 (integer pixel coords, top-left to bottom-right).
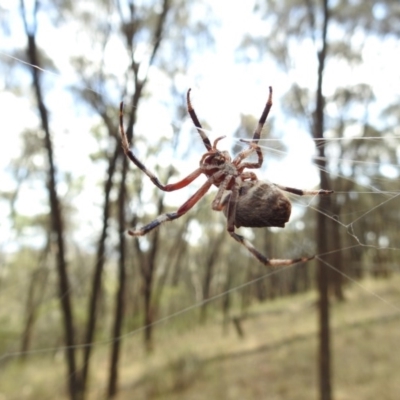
xmin=1 ymin=0 xmax=399 ymax=251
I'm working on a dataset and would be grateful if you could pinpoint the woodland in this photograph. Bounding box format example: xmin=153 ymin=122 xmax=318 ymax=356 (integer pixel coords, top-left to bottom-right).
xmin=1 ymin=1 xmax=400 ymax=399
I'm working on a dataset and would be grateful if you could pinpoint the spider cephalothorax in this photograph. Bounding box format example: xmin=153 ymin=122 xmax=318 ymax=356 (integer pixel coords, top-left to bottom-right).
xmin=120 ymin=87 xmax=333 ymax=267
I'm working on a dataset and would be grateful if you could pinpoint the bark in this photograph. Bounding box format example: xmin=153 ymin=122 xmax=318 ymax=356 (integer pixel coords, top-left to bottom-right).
xmin=153 ymin=219 xmax=190 ymax=306
xmin=106 ymin=0 xmax=171 ymax=392
xmin=107 ymin=156 xmax=128 ymax=399
xmin=107 ymin=84 xmax=143 ymax=398
xmin=222 ymin=264 xmax=233 ymax=335
xmin=200 ymin=234 xmax=225 ymax=323
xmin=137 ymin=163 xmax=178 ymax=352
xmin=80 ymin=140 xmax=120 ymax=398
xmin=20 ymin=1 xmax=79 ymax=398
xmin=330 ymin=213 xmax=345 ymax=301
xmin=20 ymin=246 xmax=50 ymax=359
xmin=143 ymin=195 xmax=163 ymax=353
xmin=312 ymin=1 xmax=333 ymax=399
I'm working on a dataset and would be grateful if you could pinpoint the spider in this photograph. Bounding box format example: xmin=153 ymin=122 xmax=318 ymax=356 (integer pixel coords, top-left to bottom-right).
xmin=119 ymin=87 xmax=333 ymax=267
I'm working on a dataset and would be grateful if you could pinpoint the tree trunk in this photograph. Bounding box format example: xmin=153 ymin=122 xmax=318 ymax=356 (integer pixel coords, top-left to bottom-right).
xmin=313 ymin=1 xmax=333 ymax=399
xmin=222 ymin=264 xmax=233 ymax=335
xmin=107 ymin=156 xmax=128 ymax=399
xmin=21 ymin=1 xmax=79 ymax=398
xmin=81 ymin=141 xmax=120 ymax=398
xmin=330 ymin=213 xmax=345 ymax=301
xmin=200 ymin=234 xmax=224 ymax=324
xmin=20 ymin=249 xmax=49 ymax=359
xmin=142 ymin=195 xmax=163 ymax=353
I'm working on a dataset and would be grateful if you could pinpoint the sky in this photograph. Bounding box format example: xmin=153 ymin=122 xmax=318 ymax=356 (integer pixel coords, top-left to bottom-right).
xmin=1 ymin=0 xmax=399 ymax=251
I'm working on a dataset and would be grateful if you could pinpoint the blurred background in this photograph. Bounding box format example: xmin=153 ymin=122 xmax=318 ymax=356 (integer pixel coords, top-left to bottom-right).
xmin=1 ymin=0 xmax=400 ymax=399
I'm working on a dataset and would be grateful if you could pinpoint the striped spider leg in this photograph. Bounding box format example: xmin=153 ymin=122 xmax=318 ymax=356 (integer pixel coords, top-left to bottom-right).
xmin=119 ymin=87 xmax=333 ymax=267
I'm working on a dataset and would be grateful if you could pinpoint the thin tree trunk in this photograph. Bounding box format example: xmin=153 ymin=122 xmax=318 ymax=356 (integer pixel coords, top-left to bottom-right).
xmin=21 ymin=1 xmax=79 ymax=398
xmin=142 ymin=195 xmax=163 ymax=353
xmin=81 ymin=142 xmax=120 ymax=398
xmin=106 ymin=0 xmax=172 ymax=389
xmin=316 ymin=180 xmax=332 ymax=400
xmin=20 ymin=247 xmax=49 ymax=358
xmin=200 ymin=234 xmax=224 ymax=324
xmin=105 ymin=44 xmax=144 ymax=395
xmin=107 ymin=156 xmax=128 ymax=399
xmin=222 ymin=264 xmax=233 ymax=335
xmin=313 ymin=1 xmax=332 ymax=399
xmin=153 ymin=219 xmax=190 ymax=306
xmin=331 ymin=213 xmax=345 ymax=301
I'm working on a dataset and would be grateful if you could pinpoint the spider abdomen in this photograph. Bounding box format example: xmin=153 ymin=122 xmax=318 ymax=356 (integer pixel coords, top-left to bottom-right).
xmin=223 ymin=181 xmax=292 ymax=228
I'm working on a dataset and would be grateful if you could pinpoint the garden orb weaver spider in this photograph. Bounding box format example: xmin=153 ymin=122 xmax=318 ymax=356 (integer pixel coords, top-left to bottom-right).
xmin=119 ymin=87 xmax=333 ymax=267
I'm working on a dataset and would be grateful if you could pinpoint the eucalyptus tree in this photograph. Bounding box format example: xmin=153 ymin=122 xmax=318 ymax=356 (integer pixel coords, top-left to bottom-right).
xmin=63 ymin=0 xmax=216 ymax=397
xmin=5 ymin=0 xmax=217 ymax=398
xmin=239 ymin=1 xmax=400 ymax=399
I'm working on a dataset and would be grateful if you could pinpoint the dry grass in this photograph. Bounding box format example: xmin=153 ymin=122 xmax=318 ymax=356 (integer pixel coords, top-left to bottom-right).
xmin=1 ymin=275 xmax=400 ymax=400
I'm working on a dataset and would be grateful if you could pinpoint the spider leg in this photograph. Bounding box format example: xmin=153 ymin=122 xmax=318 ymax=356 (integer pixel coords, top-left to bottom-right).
xmin=274 ymin=184 xmax=334 ymax=196
xmin=229 ymin=232 xmax=313 ymax=267
xmin=211 ymin=175 xmax=234 ymax=211
xmin=186 ymin=89 xmax=212 ymax=151
xmin=232 ymin=142 xmax=257 ymax=166
xmin=120 ymin=102 xmax=203 ymax=191
xmin=232 ymin=87 xmax=273 ymax=169
xmin=128 ymin=180 xmax=213 ymax=236
xmin=253 ymin=86 xmax=273 ymax=143
xmin=234 ymin=144 xmax=266 ymax=170
xmin=244 ymin=86 xmax=273 ymax=168
xmin=231 ymin=137 xmax=263 ymax=170
xmin=240 ymin=171 xmax=258 ymax=181
xmin=225 ymin=177 xmax=313 ymax=267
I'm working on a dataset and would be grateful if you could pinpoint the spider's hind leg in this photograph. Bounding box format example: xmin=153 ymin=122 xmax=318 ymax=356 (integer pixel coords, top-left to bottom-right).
xmin=274 ymin=184 xmax=333 ymax=197
xmin=229 ymin=231 xmax=314 ymax=267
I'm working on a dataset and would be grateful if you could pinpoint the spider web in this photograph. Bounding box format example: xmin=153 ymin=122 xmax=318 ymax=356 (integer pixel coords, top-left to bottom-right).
xmin=1 ymin=47 xmax=400 ymax=398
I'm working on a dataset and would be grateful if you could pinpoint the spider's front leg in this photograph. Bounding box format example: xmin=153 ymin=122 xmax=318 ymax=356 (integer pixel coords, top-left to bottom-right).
xmin=224 ymin=177 xmax=313 ymax=267
xmin=128 ymin=181 xmax=212 ymax=236
xmin=232 ymin=86 xmax=274 ymax=170
xmin=120 ymin=102 xmax=203 ymax=192
xmin=186 ymin=89 xmax=212 ymax=151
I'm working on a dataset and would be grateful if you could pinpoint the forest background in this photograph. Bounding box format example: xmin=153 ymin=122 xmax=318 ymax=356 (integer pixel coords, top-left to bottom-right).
xmin=1 ymin=1 xmax=400 ymax=399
